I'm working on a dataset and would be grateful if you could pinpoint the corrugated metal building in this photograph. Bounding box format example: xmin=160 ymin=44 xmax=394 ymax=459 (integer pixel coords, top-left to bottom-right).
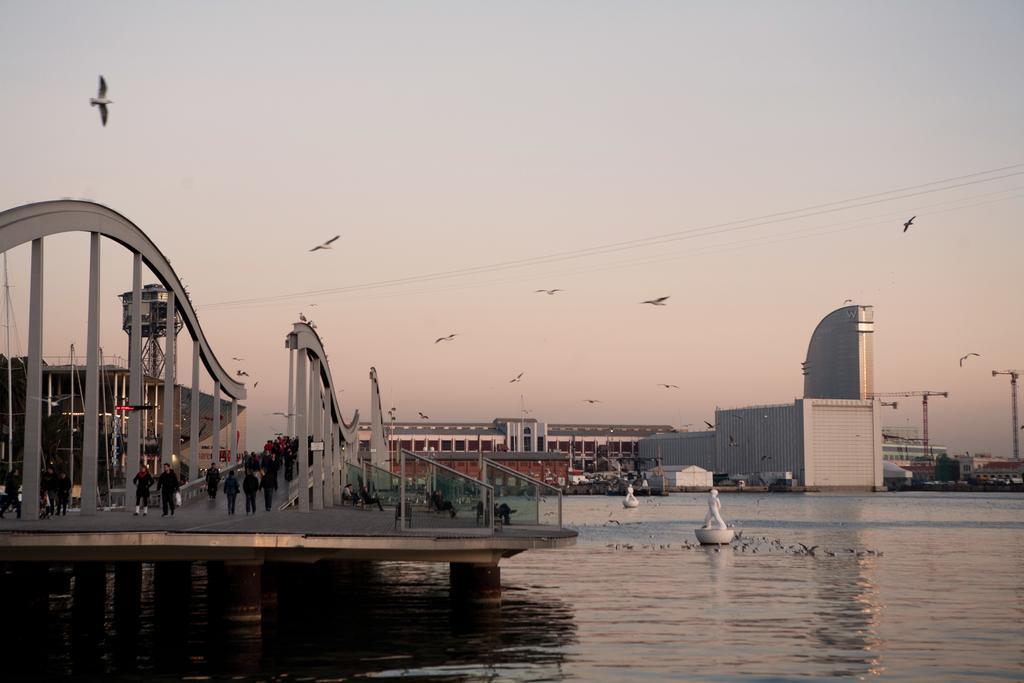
xmin=641 ymin=431 xmax=715 ymax=470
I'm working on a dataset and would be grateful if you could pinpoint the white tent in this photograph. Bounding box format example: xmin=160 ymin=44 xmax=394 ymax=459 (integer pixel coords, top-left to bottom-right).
xmin=667 ymin=465 xmax=713 ymax=488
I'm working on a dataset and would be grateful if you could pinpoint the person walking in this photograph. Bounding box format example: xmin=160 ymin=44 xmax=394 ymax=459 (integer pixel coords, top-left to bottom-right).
xmin=157 ymin=463 xmax=180 ymax=517
xmin=261 ymin=453 xmax=278 ymax=511
xmin=205 ymin=464 xmax=221 ymax=502
xmin=56 ymin=471 xmax=71 ymax=516
xmin=0 ymin=468 xmax=20 ymax=519
xmin=42 ymin=465 xmax=58 ymax=517
xmin=132 ymin=464 xmax=154 ymax=516
xmin=242 ymin=469 xmax=260 ymax=515
xmin=223 ymin=469 xmax=240 ymax=514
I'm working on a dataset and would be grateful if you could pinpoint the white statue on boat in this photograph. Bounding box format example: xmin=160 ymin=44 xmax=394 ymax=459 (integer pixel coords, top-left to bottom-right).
xmin=623 ymin=483 xmax=639 ymax=508
xmin=695 ymin=489 xmax=734 ymax=544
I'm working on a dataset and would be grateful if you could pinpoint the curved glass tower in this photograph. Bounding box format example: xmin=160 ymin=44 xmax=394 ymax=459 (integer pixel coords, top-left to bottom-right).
xmin=802 ymin=305 xmax=874 ymax=400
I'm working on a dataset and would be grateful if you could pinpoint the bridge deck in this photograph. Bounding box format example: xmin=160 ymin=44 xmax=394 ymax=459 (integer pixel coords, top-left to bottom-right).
xmin=0 ymin=495 xmax=576 ymax=564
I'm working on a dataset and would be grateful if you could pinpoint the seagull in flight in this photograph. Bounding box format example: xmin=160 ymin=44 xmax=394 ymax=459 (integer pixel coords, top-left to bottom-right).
xmin=903 ymin=216 xmax=916 ymax=232
xmin=418 ymin=411 xmax=430 ymax=420
xmin=583 ymin=399 xmax=602 ymax=404
xmin=704 ymin=420 xmax=715 ymax=430
xmin=534 ymin=289 xmax=563 ymax=295
xmin=236 ymin=370 xmax=249 ymax=377
xmin=641 ymin=296 xmax=670 ymax=306
xmin=270 ymin=411 xmax=298 ymax=417
xmin=232 ymin=356 xmax=245 ymax=362
xmin=843 ymin=299 xmax=853 ymax=304
xmin=434 ymin=334 xmax=457 ymax=344
xmin=253 ymin=381 xmax=260 ymax=388
xmin=509 ymin=372 xmax=524 ymax=383
xmin=90 ymin=75 xmax=112 ymax=126
xmin=309 ymin=235 xmax=341 ymax=252
xmin=657 ymin=383 xmax=680 ymax=389
xmin=958 ymin=353 xmax=980 ymax=367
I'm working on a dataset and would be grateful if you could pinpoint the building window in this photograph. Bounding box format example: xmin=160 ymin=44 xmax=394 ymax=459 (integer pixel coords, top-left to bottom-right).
xmin=482 ymin=440 xmax=494 ymax=452
xmin=441 ymin=440 xmax=453 ymax=451
xmin=455 ymin=440 xmax=466 ymax=452
xmin=414 ymin=439 xmax=425 ymax=451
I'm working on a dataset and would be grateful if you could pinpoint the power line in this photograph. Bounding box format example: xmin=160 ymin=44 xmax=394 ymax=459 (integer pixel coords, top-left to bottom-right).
xmin=201 ymin=163 xmax=1024 ymax=311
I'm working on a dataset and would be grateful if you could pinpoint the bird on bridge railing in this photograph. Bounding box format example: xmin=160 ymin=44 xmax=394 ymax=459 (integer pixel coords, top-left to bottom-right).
xmin=309 ymin=235 xmax=340 ymax=252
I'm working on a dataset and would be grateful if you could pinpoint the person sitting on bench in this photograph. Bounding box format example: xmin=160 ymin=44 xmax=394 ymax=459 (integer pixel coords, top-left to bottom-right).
xmin=494 ymin=502 xmax=515 ymax=525
xmin=343 ymin=483 xmax=360 ymax=507
xmin=360 ymin=484 xmax=384 ymax=511
xmin=430 ymin=489 xmax=457 ymax=518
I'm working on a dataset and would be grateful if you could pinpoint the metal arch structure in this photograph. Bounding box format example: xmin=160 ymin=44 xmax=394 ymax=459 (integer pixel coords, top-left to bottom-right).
xmin=0 ymin=199 xmax=246 ymax=520
xmin=285 ymin=322 xmax=359 ymax=512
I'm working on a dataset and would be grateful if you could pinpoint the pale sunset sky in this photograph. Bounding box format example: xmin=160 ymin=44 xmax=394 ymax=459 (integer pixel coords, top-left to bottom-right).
xmin=1 ymin=1 xmax=1022 ymax=455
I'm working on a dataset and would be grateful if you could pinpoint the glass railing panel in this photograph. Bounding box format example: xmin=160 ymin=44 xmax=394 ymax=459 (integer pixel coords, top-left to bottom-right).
xmin=366 ymin=462 xmax=400 ymax=508
xmin=401 ymin=450 xmax=493 ymax=533
xmin=484 ymin=459 xmax=563 ymax=528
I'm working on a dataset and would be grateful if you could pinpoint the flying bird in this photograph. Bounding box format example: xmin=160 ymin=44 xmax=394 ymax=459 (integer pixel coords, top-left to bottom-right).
xmin=434 ymin=334 xmax=457 ymax=344
xmin=958 ymin=353 xmax=980 ymax=367
xmin=704 ymin=421 xmax=715 ymax=430
xmin=270 ymin=412 xmax=297 ymax=417
xmin=583 ymin=399 xmax=601 ymax=404
xmin=534 ymin=289 xmax=563 ymax=295
xmin=418 ymin=411 xmax=430 ymax=420
xmin=903 ymin=216 xmax=916 ymax=232
xmin=657 ymin=384 xmax=680 ymax=389
xmin=253 ymin=381 xmax=259 ymax=388
xmin=90 ymin=75 xmax=112 ymax=126
xmin=232 ymin=356 xmax=245 ymax=362
xmin=299 ymin=313 xmax=308 ymax=323
xmin=309 ymin=235 xmax=341 ymax=252
xmin=236 ymin=370 xmax=249 ymax=377
xmin=728 ymin=435 xmax=738 ymax=447
xmin=641 ymin=296 xmax=670 ymax=306
xmin=509 ymin=372 xmax=524 ymax=383
xmin=843 ymin=299 xmax=853 ymax=304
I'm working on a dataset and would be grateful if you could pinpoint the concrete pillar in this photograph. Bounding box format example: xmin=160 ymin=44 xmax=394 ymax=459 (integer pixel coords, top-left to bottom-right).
xmin=261 ymin=561 xmax=280 ymax=626
xmin=230 ymin=398 xmax=238 ymax=464
xmin=7 ymin=562 xmax=50 ymax=671
xmin=72 ymin=562 xmax=107 ymax=630
xmin=127 ymin=253 xmax=142 ymax=471
xmin=190 ymin=341 xmax=200 ymax=480
xmin=312 ymin=359 xmax=323 ymax=510
xmin=113 ymin=561 xmax=142 ymax=613
xmin=161 ymin=289 xmax=175 ymax=471
xmin=449 ymin=562 xmax=501 ymax=604
xmin=211 ymin=380 xmax=221 ymax=469
xmin=286 ymin=347 xmax=295 ymax=436
xmin=81 ymin=233 xmax=101 ymax=515
xmin=23 ymin=238 xmax=44 ymax=520
xmin=220 ymin=561 xmax=263 ymax=624
xmin=295 ymin=350 xmax=309 ymax=512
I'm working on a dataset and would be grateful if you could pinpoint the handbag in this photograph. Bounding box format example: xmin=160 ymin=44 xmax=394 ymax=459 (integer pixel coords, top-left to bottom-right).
xmin=174 ymin=490 xmax=182 ymax=506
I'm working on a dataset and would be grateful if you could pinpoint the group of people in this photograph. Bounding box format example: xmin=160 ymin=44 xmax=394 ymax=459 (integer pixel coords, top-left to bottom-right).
xmin=342 ymin=482 xmax=384 ymax=511
xmin=131 ymin=463 xmax=182 ymax=516
xmin=0 ymin=468 xmax=21 ymax=519
xmin=205 ymin=448 xmax=280 ymax=515
xmin=0 ymin=465 xmax=73 ymax=519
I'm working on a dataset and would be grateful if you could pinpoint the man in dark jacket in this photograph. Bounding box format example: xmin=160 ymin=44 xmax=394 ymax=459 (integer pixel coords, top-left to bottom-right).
xmin=260 ymin=453 xmax=278 ymax=511
xmin=132 ymin=465 xmax=154 ymax=516
xmin=56 ymin=471 xmax=72 ymax=516
xmin=42 ymin=465 xmax=58 ymax=517
xmin=223 ymin=470 xmax=240 ymax=515
xmin=242 ymin=469 xmax=260 ymax=515
xmin=0 ymin=468 xmax=20 ymax=518
xmin=157 ymin=463 xmax=180 ymax=516
xmin=205 ymin=464 xmax=221 ymax=501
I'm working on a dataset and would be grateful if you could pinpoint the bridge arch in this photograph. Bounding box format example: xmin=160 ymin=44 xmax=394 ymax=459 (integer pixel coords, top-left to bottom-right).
xmin=0 ymin=199 xmax=246 ymax=519
xmin=286 ymin=322 xmax=359 ymax=511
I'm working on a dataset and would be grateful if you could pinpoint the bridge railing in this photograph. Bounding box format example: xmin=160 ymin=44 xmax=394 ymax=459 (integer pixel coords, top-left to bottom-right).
xmin=178 ymin=462 xmax=245 ymax=507
xmin=343 ymin=461 xmax=401 ymax=508
xmin=400 ymin=450 xmax=493 ymax=532
xmin=484 ymin=459 xmax=563 ymax=528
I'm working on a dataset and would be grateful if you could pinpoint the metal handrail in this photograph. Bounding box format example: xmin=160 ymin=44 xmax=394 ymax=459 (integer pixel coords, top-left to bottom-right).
xmin=484 ymin=458 xmax=563 ymax=528
xmin=178 ymin=461 xmax=244 ymax=507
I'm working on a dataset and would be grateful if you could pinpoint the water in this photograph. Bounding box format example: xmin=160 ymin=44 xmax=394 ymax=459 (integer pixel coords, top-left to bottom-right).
xmin=10 ymin=492 xmax=1023 ymax=681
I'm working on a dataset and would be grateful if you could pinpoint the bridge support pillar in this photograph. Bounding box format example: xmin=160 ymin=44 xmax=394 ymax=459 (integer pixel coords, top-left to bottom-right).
xmin=449 ymin=562 xmax=501 ymax=604
xmin=7 ymin=562 xmax=50 ymax=672
xmin=295 ymin=350 xmax=309 ymax=512
xmin=113 ymin=561 xmax=142 ymax=617
xmin=218 ymin=561 xmax=264 ymax=626
xmin=81 ymin=233 xmax=101 ymax=515
xmin=72 ymin=562 xmax=107 ymax=645
xmin=22 ymin=238 xmax=44 ymax=520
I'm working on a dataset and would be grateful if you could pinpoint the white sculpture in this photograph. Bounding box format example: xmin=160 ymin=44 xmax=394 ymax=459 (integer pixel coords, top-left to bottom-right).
xmin=702 ymin=489 xmax=727 ymax=529
xmin=623 ymin=483 xmax=639 ymax=508
xmin=694 ymin=488 xmax=734 ymax=544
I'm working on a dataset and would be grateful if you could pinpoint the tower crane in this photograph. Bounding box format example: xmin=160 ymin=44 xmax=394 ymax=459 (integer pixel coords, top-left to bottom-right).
xmin=991 ymin=370 xmax=1020 ymax=460
xmin=870 ymin=391 xmax=949 ymax=459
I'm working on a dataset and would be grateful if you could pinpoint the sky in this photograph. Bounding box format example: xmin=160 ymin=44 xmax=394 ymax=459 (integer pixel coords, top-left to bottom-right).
xmin=1 ymin=1 xmax=1022 ymax=455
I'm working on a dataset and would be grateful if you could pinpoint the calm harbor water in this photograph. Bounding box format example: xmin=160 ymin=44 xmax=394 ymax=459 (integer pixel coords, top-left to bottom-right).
xmin=14 ymin=492 xmax=1024 ymax=681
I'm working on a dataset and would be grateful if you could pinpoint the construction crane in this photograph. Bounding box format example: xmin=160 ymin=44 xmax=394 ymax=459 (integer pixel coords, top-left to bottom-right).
xmin=992 ymin=370 xmax=1020 ymax=460
xmin=870 ymin=391 xmax=949 ymax=459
